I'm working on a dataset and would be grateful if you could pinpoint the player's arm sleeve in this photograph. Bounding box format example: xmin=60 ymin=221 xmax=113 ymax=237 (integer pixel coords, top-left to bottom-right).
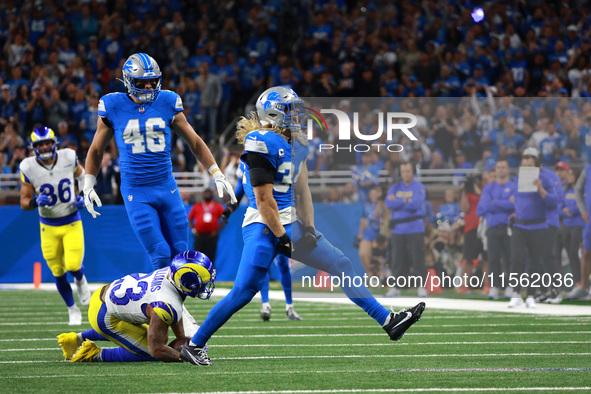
xmin=234 ymin=179 xmax=245 ymax=201
xmin=97 ymin=97 xmax=113 ymax=127
xmin=172 ymin=93 xmax=184 ymax=113
xmin=575 ymin=168 xmax=587 ymax=214
xmin=243 ymin=153 xmax=275 ymax=187
xmin=149 ymin=301 xmax=180 ymax=326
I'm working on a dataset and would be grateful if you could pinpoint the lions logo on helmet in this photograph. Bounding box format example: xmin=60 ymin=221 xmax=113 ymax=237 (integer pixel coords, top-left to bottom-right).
xmin=30 ymin=126 xmax=58 ymax=162
xmin=121 ymin=53 xmax=162 ymax=103
xmin=169 ymin=251 xmax=215 ymax=300
xmin=255 ymin=86 xmax=306 ymax=131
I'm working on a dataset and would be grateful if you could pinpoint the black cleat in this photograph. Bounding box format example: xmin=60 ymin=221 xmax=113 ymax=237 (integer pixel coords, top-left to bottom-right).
xmin=383 ymin=302 xmax=425 ymax=341
xmin=180 ymin=344 xmax=214 ymax=365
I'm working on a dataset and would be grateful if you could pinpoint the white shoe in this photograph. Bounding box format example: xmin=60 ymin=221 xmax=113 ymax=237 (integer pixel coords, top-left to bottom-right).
xmin=487 ymin=287 xmax=499 ymax=300
xmin=68 ymin=305 xmax=82 ymax=326
xmin=525 ymin=295 xmax=536 ymax=308
xmin=417 ymin=287 xmax=428 ymax=298
xmin=385 ymin=287 xmax=401 ymax=297
xmin=75 ymin=276 xmax=91 ymax=306
xmin=260 ymin=304 xmax=271 ymax=321
xmin=504 ymin=287 xmax=514 ymax=299
xmin=508 ymin=297 xmax=524 ymax=308
xmin=182 ymin=307 xmax=200 ymax=337
xmin=565 ymin=286 xmax=589 ymax=300
xmin=286 ymin=305 xmax=303 ymax=321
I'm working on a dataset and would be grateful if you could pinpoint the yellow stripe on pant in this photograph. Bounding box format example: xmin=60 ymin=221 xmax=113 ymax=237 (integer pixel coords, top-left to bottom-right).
xmin=39 ymin=220 xmax=84 ymax=277
xmin=88 ymin=287 xmax=152 ymax=357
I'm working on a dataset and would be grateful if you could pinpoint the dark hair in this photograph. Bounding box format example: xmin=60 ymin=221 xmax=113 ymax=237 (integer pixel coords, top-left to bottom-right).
xmin=464 ymin=174 xmax=482 ymax=194
xmin=399 ymin=161 xmax=414 ymax=174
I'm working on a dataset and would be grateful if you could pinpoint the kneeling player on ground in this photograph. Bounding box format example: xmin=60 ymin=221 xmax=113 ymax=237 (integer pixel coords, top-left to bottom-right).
xmin=180 ymin=86 xmax=425 ymax=366
xmin=57 ymin=251 xmax=215 ymax=362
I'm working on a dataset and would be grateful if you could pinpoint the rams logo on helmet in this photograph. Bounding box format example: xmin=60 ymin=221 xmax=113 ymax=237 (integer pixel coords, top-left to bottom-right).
xmin=169 ymin=251 xmax=215 ymax=300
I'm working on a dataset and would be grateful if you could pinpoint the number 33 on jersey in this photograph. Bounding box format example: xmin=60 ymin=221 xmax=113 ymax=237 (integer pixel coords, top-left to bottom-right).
xmin=98 ymin=90 xmax=184 ymax=186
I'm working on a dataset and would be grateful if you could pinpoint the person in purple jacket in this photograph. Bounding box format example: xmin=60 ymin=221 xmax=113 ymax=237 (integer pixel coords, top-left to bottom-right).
xmin=559 ymin=167 xmax=584 ymax=297
xmin=476 ymin=159 xmax=515 ymax=300
xmin=507 ymin=148 xmax=558 ymax=308
xmin=385 ymin=162 xmax=427 ymax=298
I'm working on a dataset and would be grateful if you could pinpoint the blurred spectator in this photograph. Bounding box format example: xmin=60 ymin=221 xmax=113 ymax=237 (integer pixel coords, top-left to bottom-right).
xmin=79 ymin=92 xmax=99 ymax=142
xmin=357 ymin=186 xmax=385 ymax=277
xmin=46 ymin=89 xmax=68 ymax=132
xmin=477 ymin=159 xmax=514 ymax=300
xmin=0 ymin=84 xmax=19 ymax=132
xmin=500 ymin=123 xmax=526 ymax=168
xmin=56 ymin=121 xmax=78 ymax=149
xmin=352 ymin=152 xmax=380 ymax=204
xmin=457 ymin=175 xmax=483 ymax=294
xmin=435 ymin=189 xmax=462 ymax=229
xmin=385 ymin=162 xmax=427 ymax=297
xmin=95 ymin=152 xmax=117 ymax=204
xmin=188 ymin=189 xmax=225 ymax=264
xmin=25 ymin=85 xmax=49 ymax=131
xmin=197 ymin=62 xmax=222 ymax=143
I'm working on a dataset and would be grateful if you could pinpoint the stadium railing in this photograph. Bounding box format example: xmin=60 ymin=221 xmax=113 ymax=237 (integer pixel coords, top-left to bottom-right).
xmin=0 ymin=168 xmax=481 ymax=194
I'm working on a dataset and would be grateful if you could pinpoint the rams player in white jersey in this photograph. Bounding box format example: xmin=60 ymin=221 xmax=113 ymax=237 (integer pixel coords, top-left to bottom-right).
xmin=19 ymin=126 xmax=91 ymax=325
xmin=57 ymin=250 xmax=214 ymax=362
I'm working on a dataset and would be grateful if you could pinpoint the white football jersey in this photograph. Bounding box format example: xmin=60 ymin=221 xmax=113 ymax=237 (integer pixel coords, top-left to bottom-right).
xmin=19 ymin=148 xmax=79 ymax=219
xmin=104 ymin=268 xmax=184 ymax=326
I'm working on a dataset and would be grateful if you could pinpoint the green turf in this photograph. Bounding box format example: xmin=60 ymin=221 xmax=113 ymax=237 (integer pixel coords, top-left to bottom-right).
xmin=0 ymin=290 xmax=590 ymax=393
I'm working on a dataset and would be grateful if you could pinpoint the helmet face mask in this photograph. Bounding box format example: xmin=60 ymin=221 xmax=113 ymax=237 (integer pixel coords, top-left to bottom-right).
xmin=169 ymin=251 xmax=216 ymax=300
xmin=122 ymin=53 xmax=162 ymax=104
xmin=256 ymin=86 xmax=306 ymax=132
xmin=30 ymin=127 xmax=58 ymax=161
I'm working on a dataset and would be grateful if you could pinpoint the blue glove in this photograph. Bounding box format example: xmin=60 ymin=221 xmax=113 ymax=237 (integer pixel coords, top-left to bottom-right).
xmin=36 ymin=193 xmax=51 ymax=207
xmin=73 ymin=195 xmax=85 ymax=210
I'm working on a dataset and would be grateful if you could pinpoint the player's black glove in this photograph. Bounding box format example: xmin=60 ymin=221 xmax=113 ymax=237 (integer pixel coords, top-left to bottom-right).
xmin=276 ymin=232 xmax=292 ymax=257
xmin=298 ymin=226 xmax=319 ymax=252
xmin=221 ymin=203 xmax=238 ymax=222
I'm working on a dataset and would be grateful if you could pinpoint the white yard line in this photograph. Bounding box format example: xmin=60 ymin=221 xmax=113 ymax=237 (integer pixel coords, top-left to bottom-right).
xmin=2 ymin=285 xmax=590 ymax=315
xmin=1 ymin=368 xmax=590 ymax=380
xmin=2 ymin=341 xmax=591 ymax=351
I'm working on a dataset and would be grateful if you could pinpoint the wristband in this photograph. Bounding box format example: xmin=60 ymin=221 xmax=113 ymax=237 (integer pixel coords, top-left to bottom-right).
xmin=84 ymin=174 xmax=97 ymax=190
xmin=279 ymin=233 xmax=290 ymax=244
xmin=29 ymin=198 xmax=38 ymax=208
xmin=208 ymin=164 xmax=221 ymax=176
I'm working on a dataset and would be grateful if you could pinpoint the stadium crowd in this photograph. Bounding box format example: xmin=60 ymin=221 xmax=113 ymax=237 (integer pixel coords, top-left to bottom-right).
xmin=2 ymin=1 xmax=591 ymax=176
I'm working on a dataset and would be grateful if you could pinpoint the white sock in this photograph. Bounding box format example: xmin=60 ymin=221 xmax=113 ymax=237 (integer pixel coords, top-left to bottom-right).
xmin=285 ymin=303 xmax=293 ymax=311
xmin=262 ymin=302 xmax=270 ymax=309
xmin=68 ymin=305 xmax=79 ymax=311
xmin=76 ymin=333 xmax=83 ymax=346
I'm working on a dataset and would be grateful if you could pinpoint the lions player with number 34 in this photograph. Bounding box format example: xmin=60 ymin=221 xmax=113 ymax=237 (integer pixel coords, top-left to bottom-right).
xmin=19 ymin=126 xmax=91 ymax=326
xmin=180 ymin=87 xmax=426 ymax=366
xmin=83 ymin=53 xmax=236 ymax=271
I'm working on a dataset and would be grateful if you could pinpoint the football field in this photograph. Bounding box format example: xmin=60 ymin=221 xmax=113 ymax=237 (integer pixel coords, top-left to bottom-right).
xmin=1 ymin=288 xmax=590 ymax=393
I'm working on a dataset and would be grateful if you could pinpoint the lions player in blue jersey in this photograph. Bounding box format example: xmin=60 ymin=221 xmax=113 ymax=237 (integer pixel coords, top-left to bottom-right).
xmin=225 ymin=160 xmax=302 ymax=321
xmin=83 ymin=53 xmax=236 ymax=271
xmin=180 ymin=86 xmax=425 ymax=365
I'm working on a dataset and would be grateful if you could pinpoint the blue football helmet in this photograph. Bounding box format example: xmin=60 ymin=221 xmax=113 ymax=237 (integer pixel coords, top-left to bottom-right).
xmin=121 ymin=53 xmax=162 ymax=103
xmin=30 ymin=126 xmax=58 ymax=161
xmin=169 ymin=251 xmax=215 ymax=300
xmin=255 ymin=86 xmax=306 ymax=131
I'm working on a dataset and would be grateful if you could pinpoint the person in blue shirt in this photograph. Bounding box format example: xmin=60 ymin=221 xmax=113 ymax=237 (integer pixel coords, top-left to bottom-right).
xmin=83 ymin=53 xmax=236 ymax=271
xmin=180 ymin=87 xmax=425 ymax=365
xmin=385 ymin=162 xmax=428 ymax=298
xmin=435 ymin=188 xmax=462 ymax=228
xmin=573 ymin=165 xmax=591 ymax=300
xmin=538 ymin=160 xmax=565 ymax=303
xmin=557 ymin=165 xmax=584 ymax=296
xmin=186 ymin=43 xmax=214 ymax=79
xmin=507 ymin=148 xmax=558 ymax=308
xmin=500 ymin=123 xmax=525 ymax=168
xmin=476 ymin=159 xmax=514 ymax=299
xmin=539 ymin=124 xmax=562 ymax=167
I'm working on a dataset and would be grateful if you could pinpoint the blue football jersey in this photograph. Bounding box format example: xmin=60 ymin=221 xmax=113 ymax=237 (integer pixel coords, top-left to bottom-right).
xmin=98 ymin=90 xmax=183 ymax=186
xmin=240 ymin=130 xmax=309 ymax=226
